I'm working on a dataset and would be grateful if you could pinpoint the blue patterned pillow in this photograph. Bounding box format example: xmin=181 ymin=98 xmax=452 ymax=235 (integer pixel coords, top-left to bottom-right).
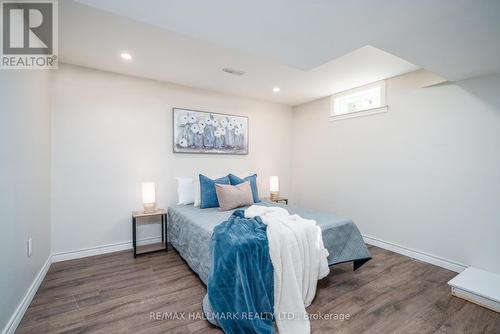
xmin=199 ymin=174 xmax=230 ymax=209
xmin=228 ymin=173 xmax=260 ymax=203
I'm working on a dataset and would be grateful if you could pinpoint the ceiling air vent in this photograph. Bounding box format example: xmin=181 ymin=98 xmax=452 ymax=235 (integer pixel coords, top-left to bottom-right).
xmin=222 ymin=68 xmax=245 ymax=76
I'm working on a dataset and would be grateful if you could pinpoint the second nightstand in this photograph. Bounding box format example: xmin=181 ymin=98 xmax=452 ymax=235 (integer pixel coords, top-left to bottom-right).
xmin=268 ymin=197 xmax=288 ymax=205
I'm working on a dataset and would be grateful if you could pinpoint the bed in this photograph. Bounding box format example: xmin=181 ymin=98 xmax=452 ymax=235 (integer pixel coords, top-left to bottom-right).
xmin=167 ymin=200 xmax=371 ymax=285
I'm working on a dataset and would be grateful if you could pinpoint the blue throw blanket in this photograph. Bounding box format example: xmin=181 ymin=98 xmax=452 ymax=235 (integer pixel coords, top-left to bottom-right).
xmin=205 ymin=210 xmax=274 ymax=333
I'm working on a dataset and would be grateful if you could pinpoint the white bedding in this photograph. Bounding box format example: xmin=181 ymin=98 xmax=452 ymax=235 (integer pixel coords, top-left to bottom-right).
xmin=245 ymin=205 xmax=330 ymax=334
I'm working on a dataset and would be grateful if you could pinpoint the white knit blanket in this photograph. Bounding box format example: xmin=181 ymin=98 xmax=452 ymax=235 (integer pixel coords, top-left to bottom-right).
xmin=245 ymin=205 xmax=330 ymax=334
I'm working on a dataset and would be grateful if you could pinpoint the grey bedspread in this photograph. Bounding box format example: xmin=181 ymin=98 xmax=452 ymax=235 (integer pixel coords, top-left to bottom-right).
xmin=167 ymin=201 xmax=371 ymax=285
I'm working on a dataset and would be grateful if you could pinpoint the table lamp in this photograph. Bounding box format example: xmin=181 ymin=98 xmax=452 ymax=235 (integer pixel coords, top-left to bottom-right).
xmin=270 ymin=176 xmax=279 ymax=200
xmin=142 ymin=182 xmax=156 ymax=213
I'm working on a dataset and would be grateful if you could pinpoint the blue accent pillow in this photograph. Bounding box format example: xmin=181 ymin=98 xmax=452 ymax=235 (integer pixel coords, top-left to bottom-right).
xmin=199 ymin=174 xmax=230 ymax=209
xmin=228 ymin=173 xmax=260 ymax=203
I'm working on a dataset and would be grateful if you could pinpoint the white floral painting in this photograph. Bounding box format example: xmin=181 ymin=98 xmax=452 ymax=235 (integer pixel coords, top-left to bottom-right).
xmin=173 ymin=108 xmax=248 ymax=155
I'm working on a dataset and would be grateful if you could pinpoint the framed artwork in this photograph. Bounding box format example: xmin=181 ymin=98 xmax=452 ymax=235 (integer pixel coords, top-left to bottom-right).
xmin=172 ymin=108 xmax=248 ymax=155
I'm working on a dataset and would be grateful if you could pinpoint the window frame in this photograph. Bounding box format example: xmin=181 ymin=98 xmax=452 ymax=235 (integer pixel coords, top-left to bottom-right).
xmin=329 ymin=80 xmax=388 ymax=121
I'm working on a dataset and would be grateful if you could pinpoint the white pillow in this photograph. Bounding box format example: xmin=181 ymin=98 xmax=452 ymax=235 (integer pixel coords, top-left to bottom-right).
xmin=194 ymin=174 xmax=201 ymax=207
xmin=176 ymin=177 xmax=195 ymax=205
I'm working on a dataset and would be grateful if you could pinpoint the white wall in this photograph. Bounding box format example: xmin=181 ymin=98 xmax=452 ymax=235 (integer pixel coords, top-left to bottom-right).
xmin=0 ymin=71 xmax=52 ymax=331
xmin=51 ymin=64 xmax=293 ymax=254
xmin=292 ymin=70 xmax=500 ymax=274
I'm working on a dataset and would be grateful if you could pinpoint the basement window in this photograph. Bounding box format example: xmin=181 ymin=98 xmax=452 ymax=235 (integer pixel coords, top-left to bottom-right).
xmin=329 ymin=80 xmax=388 ymax=121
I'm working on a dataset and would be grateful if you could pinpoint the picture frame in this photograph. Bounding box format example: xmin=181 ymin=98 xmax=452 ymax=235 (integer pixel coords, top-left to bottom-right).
xmin=172 ymin=107 xmax=249 ymax=155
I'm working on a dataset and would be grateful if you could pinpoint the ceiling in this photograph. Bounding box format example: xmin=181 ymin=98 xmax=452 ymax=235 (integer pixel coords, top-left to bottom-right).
xmin=61 ymin=0 xmax=500 ymax=106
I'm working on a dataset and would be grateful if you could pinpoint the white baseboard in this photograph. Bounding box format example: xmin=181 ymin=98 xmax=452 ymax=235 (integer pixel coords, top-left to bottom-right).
xmin=51 ymin=236 xmax=162 ymax=263
xmin=51 ymin=241 xmax=131 ymax=262
xmin=363 ymin=234 xmax=468 ymax=273
xmin=2 ymin=256 xmax=52 ymax=334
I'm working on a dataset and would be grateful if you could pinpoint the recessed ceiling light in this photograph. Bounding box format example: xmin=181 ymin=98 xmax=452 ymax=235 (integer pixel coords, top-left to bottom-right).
xmin=120 ymin=52 xmax=132 ymax=61
xmin=273 ymin=87 xmax=280 ymax=93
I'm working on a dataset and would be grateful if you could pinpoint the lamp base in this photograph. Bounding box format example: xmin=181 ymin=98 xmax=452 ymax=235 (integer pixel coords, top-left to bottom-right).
xmin=270 ymin=191 xmax=280 ymax=201
xmin=143 ymin=203 xmax=156 ymax=214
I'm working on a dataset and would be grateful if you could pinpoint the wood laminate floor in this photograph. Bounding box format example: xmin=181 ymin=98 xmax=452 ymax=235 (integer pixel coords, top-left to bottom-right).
xmin=17 ymin=245 xmax=500 ymax=333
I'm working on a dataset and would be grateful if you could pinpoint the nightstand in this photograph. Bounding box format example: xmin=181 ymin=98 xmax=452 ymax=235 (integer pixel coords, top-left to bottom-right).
xmin=132 ymin=209 xmax=167 ymax=258
xmin=268 ymin=197 xmax=288 ymax=205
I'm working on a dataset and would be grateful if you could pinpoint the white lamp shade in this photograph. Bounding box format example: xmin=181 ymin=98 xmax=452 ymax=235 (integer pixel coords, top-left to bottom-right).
xmin=142 ymin=182 xmax=156 ymax=204
xmin=269 ymin=176 xmax=279 ymax=192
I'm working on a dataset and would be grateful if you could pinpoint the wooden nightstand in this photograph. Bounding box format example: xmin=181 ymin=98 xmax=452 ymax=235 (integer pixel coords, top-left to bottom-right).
xmin=268 ymin=197 xmax=288 ymax=205
xmin=132 ymin=209 xmax=167 ymax=258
